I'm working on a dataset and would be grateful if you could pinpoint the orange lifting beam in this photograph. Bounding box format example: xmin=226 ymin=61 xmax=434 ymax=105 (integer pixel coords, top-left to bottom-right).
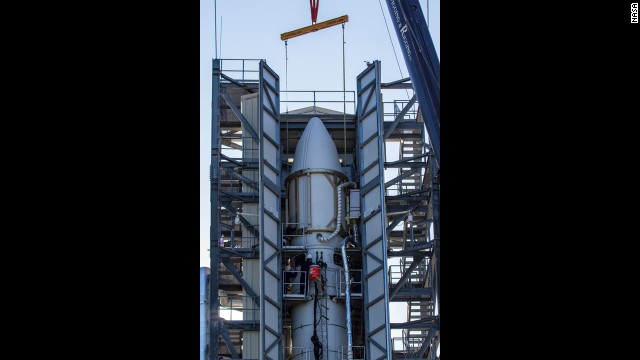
xmin=280 ymin=15 xmax=349 ymax=41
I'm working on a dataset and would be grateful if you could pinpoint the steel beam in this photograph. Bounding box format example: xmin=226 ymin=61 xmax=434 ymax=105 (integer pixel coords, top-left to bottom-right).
xmin=386 ymin=204 xmax=429 ymax=213
xmin=389 ymin=255 xmax=425 ymax=301
xmin=258 ymin=60 xmax=283 ymax=360
xmin=209 ymin=58 xmax=222 ymax=360
xmin=357 ymin=61 xmax=392 ymax=360
xmin=219 ymin=248 xmax=259 ymax=259
xmin=383 ymin=122 xmax=424 ymax=131
xmin=219 ymin=198 xmax=236 ymax=215
xmin=219 ymin=153 xmax=243 ymax=167
xmin=279 ymin=114 xmax=357 ymax=122
xmin=220 ymin=257 xmax=259 ymax=305
xmin=219 ymin=190 xmax=259 ymax=202
xmin=384 ymin=153 xmax=429 ymax=168
xmin=386 ymin=202 xmax=424 ymax=234
xmin=221 ymin=92 xmax=259 ymax=139
xmin=224 ymin=320 xmax=260 ymax=331
xmin=220 ymin=72 xmax=254 ymax=91
xmin=386 ymin=213 xmax=407 ymax=235
xmin=388 ymin=242 xmax=433 ymax=257
xmin=385 ymin=189 xmax=429 ymax=201
xmin=416 ymin=327 xmax=436 ymax=358
xmin=384 ymin=95 xmax=417 ymax=140
xmin=219 ymin=326 xmax=240 ymax=359
xmin=221 ymin=138 xmax=242 ymax=150
xmin=384 ymin=168 xmax=420 ymax=189
xmin=230 ymin=171 xmax=258 ymax=191
xmin=381 ymin=77 xmax=411 ymax=89
xmin=280 ymin=14 xmax=349 ymax=40
xmin=429 ymin=149 xmax=440 ymax=319
xmin=389 ymin=288 xmax=432 ymax=302
xmin=390 ymin=319 xmax=436 ymax=330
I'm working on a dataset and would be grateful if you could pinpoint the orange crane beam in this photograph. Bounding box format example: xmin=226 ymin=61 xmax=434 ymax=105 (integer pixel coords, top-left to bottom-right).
xmin=280 ymin=15 xmax=349 ymax=41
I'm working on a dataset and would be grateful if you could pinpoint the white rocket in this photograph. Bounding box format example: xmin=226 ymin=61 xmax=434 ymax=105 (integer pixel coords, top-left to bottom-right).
xmin=286 ymin=117 xmax=353 ymax=360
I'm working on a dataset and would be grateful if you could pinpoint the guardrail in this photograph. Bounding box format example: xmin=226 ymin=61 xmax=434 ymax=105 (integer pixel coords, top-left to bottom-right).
xmin=284 ymin=346 xmax=312 ymax=360
xmin=340 ymin=345 xmax=365 ymax=360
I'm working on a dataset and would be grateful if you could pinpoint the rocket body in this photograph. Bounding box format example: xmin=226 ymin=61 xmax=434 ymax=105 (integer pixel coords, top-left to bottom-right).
xmin=286 ymin=117 xmax=348 ymax=359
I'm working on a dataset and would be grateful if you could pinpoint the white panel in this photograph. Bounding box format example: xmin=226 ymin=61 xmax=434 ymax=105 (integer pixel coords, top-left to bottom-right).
xmin=242 ymin=93 xmax=260 ymax=162
xmin=265 ymin=273 xmax=278 ymax=299
xmin=263 ymin=70 xmax=276 ymax=88
xmin=297 ymin=176 xmax=310 ymax=227
xmin=241 ymin=93 xmax=259 ymax=126
xmin=366 ymin=238 xmax=383 ymax=264
xmin=264 ymin=211 xmax=278 ymax=237
xmin=242 ymin=297 xmax=254 ymax=322
xmin=363 ymin=166 xmax=378 ymax=187
xmin=370 ymin=346 xmax=384 ymax=360
xmin=267 ymin=348 xmax=278 ymax=360
xmin=263 ymin=235 xmax=276 ymax=258
xmin=371 ymin=322 xmax=388 ymax=350
xmin=265 ymin=301 xmax=278 ymax=329
xmin=310 ymin=174 xmax=336 ymax=228
xmin=263 ymin=111 xmax=277 ymax=139
xmin=362 ymin=140 xmax=379 ymax=173
xmin=243 ymin=332 xmax=259 ymax=359
xmin=243 ymin=261 xmax=259 ymax=322
xmin=357 ymin=62 xmax=390 ymax=360
xmin=266 ymin=259 xmax=278 ymax=275
xmin=264 ymin=190 xmax=278 ymax=217
xmin=245 ymin=203 xmax=259 ymax=224
xmin=365 ymin=91 xmax=378 ymax=114
xmin=245 ymin=170 xmax=258 ymax=183
xmin=245 ymin=259 xmax=260 ymax=296
xmin=287 ymin=180 xmax=297 ymax=224
xmin=360 ymin=108 xmax=377 ymax=140
xmin=369 ymin=301 xmax=387 ymax=332
xmin=264 ymin=167 xmax=277 ymax=187
xmin=260 ymin=62 xmax=281 ymax=359
xmin=366 ymin=270 xmax=384 ymax=299
xmin=364 ymin=188 xmax=381 ymax=215
xmin=360 ymin=70 xmax=375 ymax=90
xmin=265 ymin=331 xmax=278 ymax=357
xmin=263 ymin=134 xmax=276 ymax=158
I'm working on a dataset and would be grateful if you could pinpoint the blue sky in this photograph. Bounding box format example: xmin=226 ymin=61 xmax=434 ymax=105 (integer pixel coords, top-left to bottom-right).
xmin=201 ymin=0 xmax=440 ymax=267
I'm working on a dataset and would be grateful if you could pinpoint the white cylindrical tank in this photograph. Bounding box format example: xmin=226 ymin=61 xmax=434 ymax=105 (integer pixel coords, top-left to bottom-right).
xmin=286 ymin=117 xmax=349 ymax=360
xmin=291 ymin=279 xmax=347 ymax=359
xmin=286 ymin=117 xmax=347 ymax=233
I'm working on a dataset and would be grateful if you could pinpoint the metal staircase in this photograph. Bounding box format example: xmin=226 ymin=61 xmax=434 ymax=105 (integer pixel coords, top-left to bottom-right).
xmin=382 ymin=86 xmax=438 ymax=359
xmin=398 ymin=138 xmax=424 ymax=194
xmin=218 ymin=329 xmax=243 ymax=357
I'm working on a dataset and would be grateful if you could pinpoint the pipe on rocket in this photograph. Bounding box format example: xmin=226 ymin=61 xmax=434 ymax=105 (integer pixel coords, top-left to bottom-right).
xmin=319 ymin=182 xmax=357 ymax=242
xmin=340 ymin=237 xmax=354 ymax=360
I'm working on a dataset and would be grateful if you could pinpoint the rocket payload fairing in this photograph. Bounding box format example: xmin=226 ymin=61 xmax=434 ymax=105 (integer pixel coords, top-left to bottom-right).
xmin=285 ymin=117 xmax=350 ymax=359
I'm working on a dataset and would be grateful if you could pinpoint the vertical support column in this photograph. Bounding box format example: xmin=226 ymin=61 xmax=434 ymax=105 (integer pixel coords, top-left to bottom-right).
xmin=240 ymin=87 xmax=261 ymax=359
xmin=429 ymin=149 xmax=440 ymax=318
xmin=209 ymin=58 xmax=221 ymax=360
xmin=258 ymin=60 xmax=283 ymax=360
xmin=356 ymin=61 xmax=392 ymax=360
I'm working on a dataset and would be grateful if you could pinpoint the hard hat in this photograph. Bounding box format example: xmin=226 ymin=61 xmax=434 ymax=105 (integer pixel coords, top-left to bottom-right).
xmin=307 ymin=254 xmax=313 ymax=259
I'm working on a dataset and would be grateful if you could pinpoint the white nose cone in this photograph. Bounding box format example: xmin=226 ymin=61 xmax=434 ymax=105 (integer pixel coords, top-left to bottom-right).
xmin=291 ymin=117 xmax=342 ymax=173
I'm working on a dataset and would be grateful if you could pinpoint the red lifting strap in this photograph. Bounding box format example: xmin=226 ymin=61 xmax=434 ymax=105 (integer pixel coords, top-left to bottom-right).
xmin=310 ymin=0 xmax=319 ymax=24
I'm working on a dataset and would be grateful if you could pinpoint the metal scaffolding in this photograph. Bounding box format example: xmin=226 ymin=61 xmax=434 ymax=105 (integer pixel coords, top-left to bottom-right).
xmin=208 ymin=58 xmax=439 ymax=360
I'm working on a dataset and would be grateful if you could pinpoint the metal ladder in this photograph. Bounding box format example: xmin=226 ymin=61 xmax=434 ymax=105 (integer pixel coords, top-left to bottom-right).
xmin=316 ymin=269 xmax=328 ymax=360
